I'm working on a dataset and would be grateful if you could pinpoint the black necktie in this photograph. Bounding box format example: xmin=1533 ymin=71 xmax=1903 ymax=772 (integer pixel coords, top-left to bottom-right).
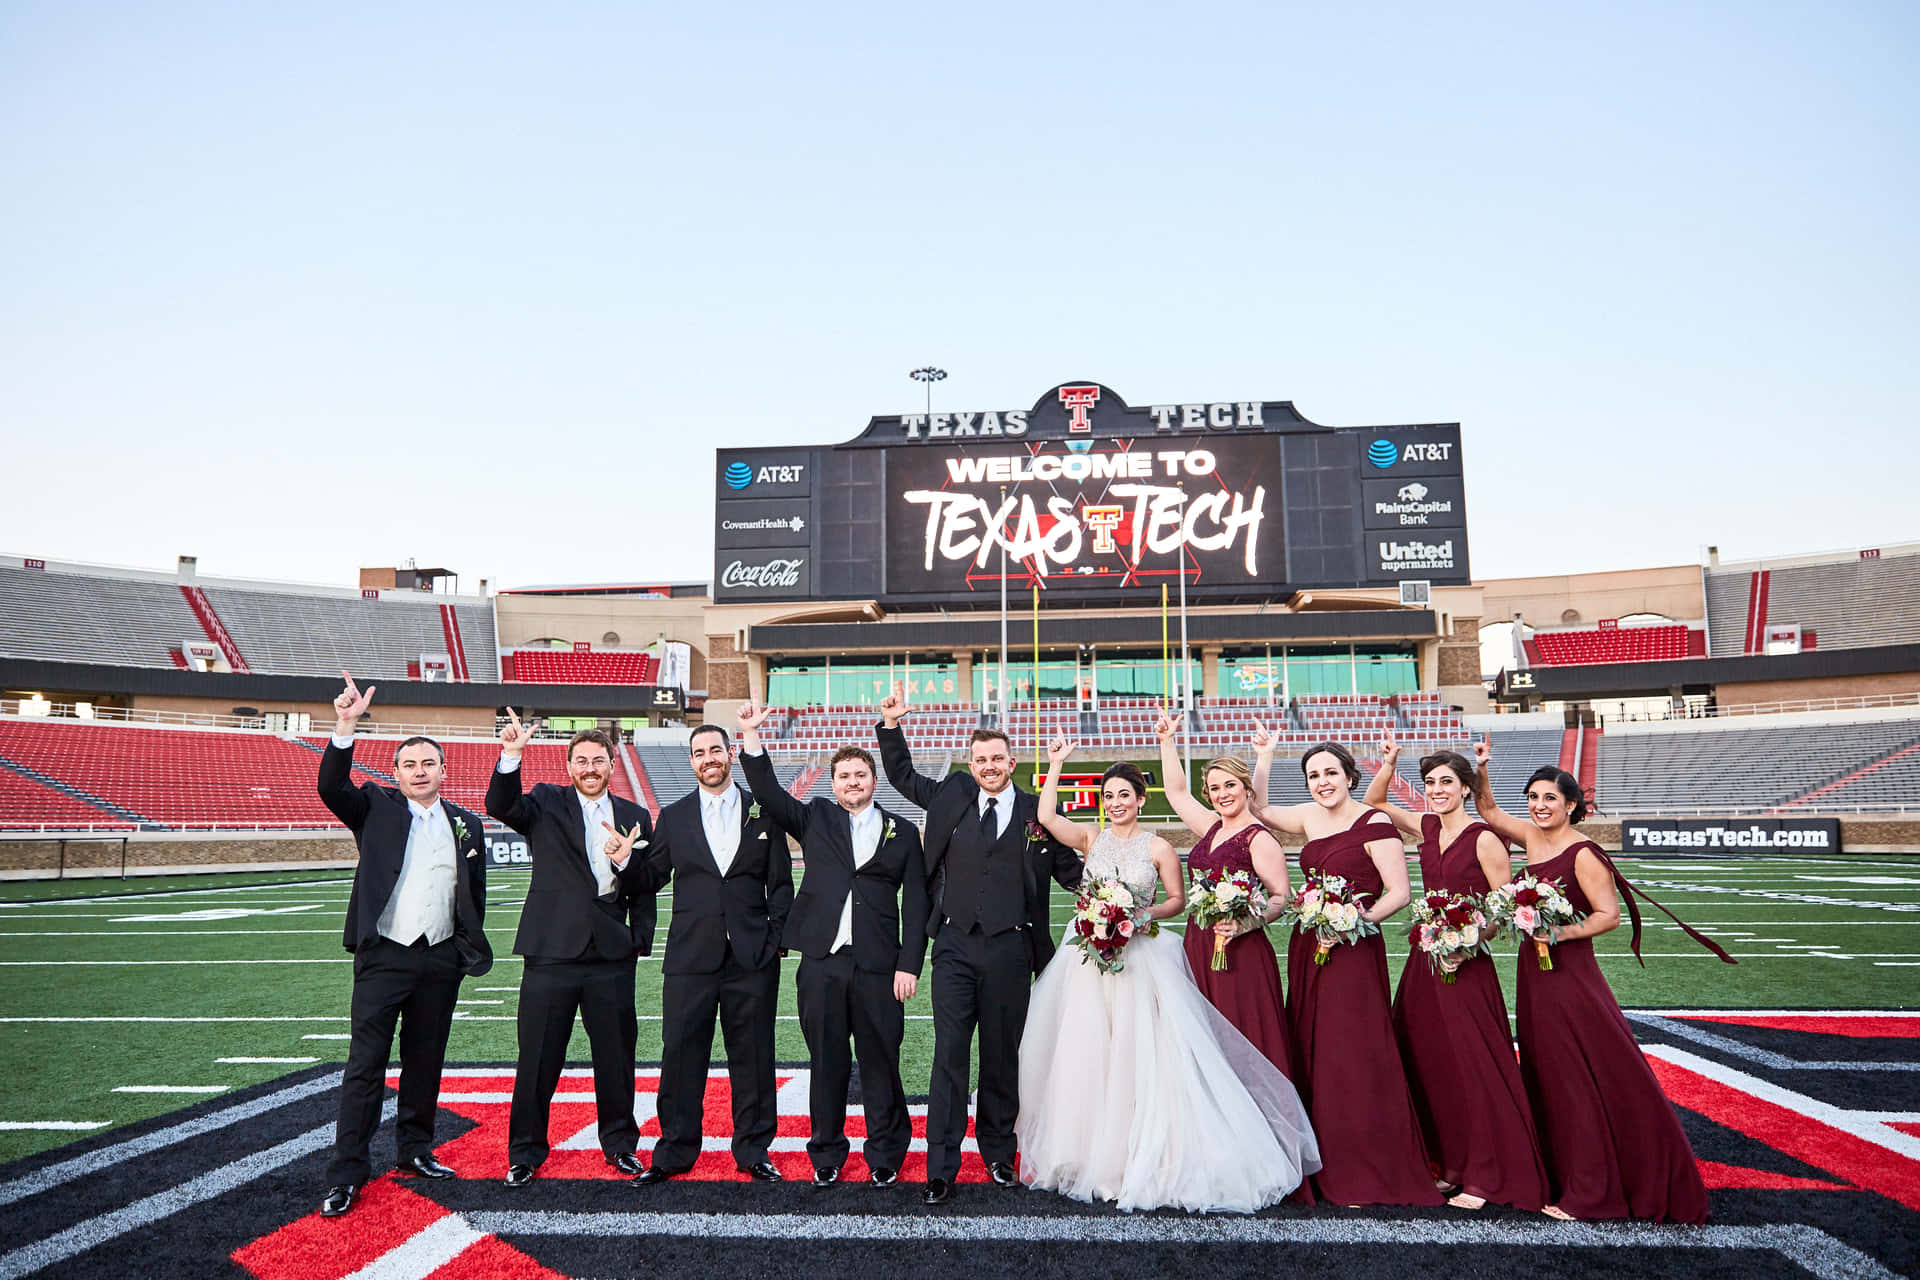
xmin=979 ymin=795 xmax=998 ymax=841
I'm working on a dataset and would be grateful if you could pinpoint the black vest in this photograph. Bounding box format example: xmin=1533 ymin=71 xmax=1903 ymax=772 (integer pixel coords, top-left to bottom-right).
xmin=943 ymin=799 xmax=1026 ymax=934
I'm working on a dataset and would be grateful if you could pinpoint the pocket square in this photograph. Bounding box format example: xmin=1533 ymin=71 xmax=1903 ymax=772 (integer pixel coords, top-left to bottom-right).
xmin=465 ymin=848 xmax=478 ymax=859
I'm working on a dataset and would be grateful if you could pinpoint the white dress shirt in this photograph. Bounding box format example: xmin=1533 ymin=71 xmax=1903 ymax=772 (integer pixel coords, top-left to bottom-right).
xmin=377 ymin=797 xmax=458 ymax=945
xmin=977 ymin=787 xmax=1013 ymax=837
xmin=833 ymin=804 xmax=883 ymax=953
xmin=578 ymin=791 xmax=618 ymax=897
xmin=702 ymin=786 xmax=742 ymax=874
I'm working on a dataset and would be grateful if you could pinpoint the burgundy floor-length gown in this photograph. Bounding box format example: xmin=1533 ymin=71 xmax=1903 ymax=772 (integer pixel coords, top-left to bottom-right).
xmin=1391 ymin=815 xmax=1548 ymax=1209
xmin=1183 ymin=821 xmax=1296 ymax=1081
xmin=1515 ymin=840 xmax=1710 ymax=1223
xmin=1286 ymin=808 xmax=1444 ymax=1206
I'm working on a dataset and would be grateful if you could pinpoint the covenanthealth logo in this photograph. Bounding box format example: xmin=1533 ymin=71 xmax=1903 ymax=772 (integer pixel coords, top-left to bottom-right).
xmin=723 ymin=461 xmax=753 ymax=490
xmin=1366 ymin=440 xmax=1398 ymax=469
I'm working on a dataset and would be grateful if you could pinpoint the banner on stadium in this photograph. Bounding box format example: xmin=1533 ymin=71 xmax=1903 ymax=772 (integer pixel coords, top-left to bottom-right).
xmin=484 ymin=832 xmax=531 ymax=868
xmin=1619 ymin=817 xmax=1844 ymax=854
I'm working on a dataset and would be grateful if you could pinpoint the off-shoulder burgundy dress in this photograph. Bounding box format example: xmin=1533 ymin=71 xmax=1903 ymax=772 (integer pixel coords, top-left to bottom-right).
xmin=1286 ymin=808 xmax=1444 ymax=1206
xmin=1391 ymin=814 xmax=1548 ymax=1209
xmin=1183 ymin=820 xmax=1295 ymax=1081
xmin=1514 ymin=840 xmax=1710 ymax=1222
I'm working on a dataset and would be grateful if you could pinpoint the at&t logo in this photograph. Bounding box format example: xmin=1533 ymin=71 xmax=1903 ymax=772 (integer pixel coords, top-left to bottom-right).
xmin=1367 ymin=440 xmax=1398 ymax=469
xmin=724 ymin=461 xmax=753 ymax=490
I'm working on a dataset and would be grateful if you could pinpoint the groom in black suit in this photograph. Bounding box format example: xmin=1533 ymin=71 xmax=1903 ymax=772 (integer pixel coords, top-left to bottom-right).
xmin=736 ymin=700 xmax=928 ymax=1188
xmin=633 ymin=724 xmax=794 ymax=1184
xmin=315 ymin=672 xmax=492 ymax=1218
xmin=487 ymin=716 xmax=654 ymax=1186
xmin=877 ymin=685 xmax=1082 ymax=1205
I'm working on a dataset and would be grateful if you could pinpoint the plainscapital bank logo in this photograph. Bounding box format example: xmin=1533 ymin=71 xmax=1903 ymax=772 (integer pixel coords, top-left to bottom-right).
xmin=724 ymin=461 xmax=753 ymax=490
xmin=1367 ymin=440 xmax=1398 ymax=469
xmin=721 ymin=558 xmax=803 ymax=589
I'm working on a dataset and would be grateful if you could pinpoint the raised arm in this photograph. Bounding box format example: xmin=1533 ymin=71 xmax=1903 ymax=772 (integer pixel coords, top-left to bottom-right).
xmin=736 ymin=700 xmax=810 ymax=837
xmin=1361 ymin=729 xmax=1422 ymax=838
xmin=1249 ymin=721 xmax=1308 ymax=835
xmin=1156 ymin=712 xmax=1218 ymax=837
xmin=1035 ymin=737 xmax=1095 ymax=855
xmin=875 ymin=684 xmax=941 ymax=810
xmin=316 ymin=671 xmax=374 ymax=829
xmin=1468 ymin=738 xmax=1537 ymax=853
xmin=483 ymin=707 xmax=539 ymax=835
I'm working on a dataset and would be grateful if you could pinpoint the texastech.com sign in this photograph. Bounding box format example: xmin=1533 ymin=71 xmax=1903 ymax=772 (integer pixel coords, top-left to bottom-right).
xmin=712 ymin=381 xmax=1471 ymax=605
xmin=1619 ymin=817 xmax=1844 ymax=854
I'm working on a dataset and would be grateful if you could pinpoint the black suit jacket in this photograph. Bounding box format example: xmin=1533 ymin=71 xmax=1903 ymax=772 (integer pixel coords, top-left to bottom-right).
xmin=317 ymin=741 xmax=492 ymax=977
xmin=641 ymin=782 xmax=794 ymax=977
xmin=485 ymin=764 xmax=655 ymax=961
xmin=740 ymin=749 xmax=929 ymax=975
xmin=875 ymin=722 xmax=1082 ymax=974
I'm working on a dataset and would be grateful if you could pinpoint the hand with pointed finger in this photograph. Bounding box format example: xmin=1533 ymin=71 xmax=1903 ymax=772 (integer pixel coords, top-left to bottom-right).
xmin=1379 ymin=728 xmax=1400 ymax=768
xmin=879 ymin=683 xmax=913 ymax=728
xmin=499 ymin=708 xmax=535 ymax=758
xmin=736 ymin=699 xmax=772 ymax=732
xmin=1473 ymin=738 xmax=1491 ymax=768
xmin=601 ymin=820 xmax=644 ymax=869
xmin=333 ymin=671 xmax=376 ymax=736
xmin=1046 ymin=736 xmax=1074 ymax=766
xmin=1154 ymin=712 xmax=1178 ymax=742
xmin=1251 ymin=720 xmax=1274 ymax=757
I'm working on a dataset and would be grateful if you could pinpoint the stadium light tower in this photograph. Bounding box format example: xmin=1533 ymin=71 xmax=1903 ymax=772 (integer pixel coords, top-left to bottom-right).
xmin=909 ymin=366 xmax=947 ymax=419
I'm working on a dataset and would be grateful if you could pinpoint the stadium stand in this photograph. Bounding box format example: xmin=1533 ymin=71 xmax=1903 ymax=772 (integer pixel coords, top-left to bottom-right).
xmin=1781 ymin=742 xmax=1920 ymax=810
xmin=1597 ymin=716 xmax=1920 ymax=813
xmin=508 ymin=649 xmax=659 ymax=685
xmin=0 ymin=767 xmax=135 ymax=830
xmin=0 ymin=564 xmax=206 ymax=669
xmin=306 ymin=737 xmax=628 ymax=816
xmin=1707 ymin=548 xmax=1920 ymax=657
xmin=1526 ymin=623 xmax=1700 ymax=666
xmin=202 ymin=586 xmax=495 ymax=681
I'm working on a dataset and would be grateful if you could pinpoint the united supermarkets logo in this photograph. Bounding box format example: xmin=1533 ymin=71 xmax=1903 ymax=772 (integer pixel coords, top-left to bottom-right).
xmin=724 ymin=461 xmax=753 ymax=490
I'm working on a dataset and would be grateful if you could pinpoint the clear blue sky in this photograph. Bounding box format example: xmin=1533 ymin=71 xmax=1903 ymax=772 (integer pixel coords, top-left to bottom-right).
xmin=2 ymin=2 xmax=1913 ymax=591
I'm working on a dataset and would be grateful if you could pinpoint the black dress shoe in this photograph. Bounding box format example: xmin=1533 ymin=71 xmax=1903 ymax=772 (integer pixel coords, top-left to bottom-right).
xmin=632 ymin=1166 xmax=676 ymax=1186
xmin=319 ymin=1184 xmax=357 ymax=1217
xmin=988 ymin=1160 xmax=1018 ymax=1187
xmin=922 ymin=1177 xmax=951 ymax=1205
xmin=398 ymin=1154 xmax=457 ymax=1180
xmin=869 ymin=1166 xmax=899 ymax=1187
xmin=741 ymin=1160 xmax=782 ymax=1182
xmin=504 ymin=1164 xmax=535 ymax=1188
xmin=606 ymin=1151 xmax=644 ymax=1176
xmin=811 ymin=1165 xmax=840 ymax=1187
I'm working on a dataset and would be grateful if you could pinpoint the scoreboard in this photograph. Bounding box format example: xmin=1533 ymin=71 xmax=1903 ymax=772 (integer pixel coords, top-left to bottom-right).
xmin=713 ymin=381 xmax=1469 ymax=606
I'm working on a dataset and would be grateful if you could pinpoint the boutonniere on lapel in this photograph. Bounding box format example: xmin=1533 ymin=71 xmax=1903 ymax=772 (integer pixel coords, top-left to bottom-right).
xmin=452 ymin=814 xmax=476 ymax=856
xmin=623 ymin=822 xmax=648 ymax=851
xmin=883 ymin=817 xmax=897 ymax=843
xmin=747 ymin=801 xmax=762 ymax=821
xmin=1024 ymin=819 xmax=1046 ymax=846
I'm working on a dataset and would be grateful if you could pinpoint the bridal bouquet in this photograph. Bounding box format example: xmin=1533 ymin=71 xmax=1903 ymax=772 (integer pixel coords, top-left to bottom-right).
xmin=1186 ymin=867 xmax=1268 ymax=971
xmin=1408 ymin=890 xmax=1492 ymax=984
xmin=1486 ymin=873 xmax=1586 ymax=971
xmin=1069 ymin=877 xmax=1158 ymax=975
xmin=1276 ymin=872 xmax=1379 ymax=965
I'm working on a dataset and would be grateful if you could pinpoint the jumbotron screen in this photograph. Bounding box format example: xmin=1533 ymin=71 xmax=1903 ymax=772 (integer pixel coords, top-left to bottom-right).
xmin=713 ymin=381 xmax=1468 ymax=606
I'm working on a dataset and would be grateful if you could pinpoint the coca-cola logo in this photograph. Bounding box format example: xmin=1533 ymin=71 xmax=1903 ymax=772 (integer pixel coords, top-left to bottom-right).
xmin=721 ymin=558 xmax=804 ymax=589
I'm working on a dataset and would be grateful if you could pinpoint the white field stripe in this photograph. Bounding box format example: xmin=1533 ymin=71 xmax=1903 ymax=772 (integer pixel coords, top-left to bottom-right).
xmin=217 ymin=1057 xmax=318 ymax=1064
xmin=0 ymin=1123 xmax=106 ymax=1131
xmin=1631 ymin=1009 xmax=1920 ymax=1018
xmin=459 ymin=1213 xmax=1899 ymax=1280
xmin=0 ymin=1104 xmax=393 ymax=1280
xmin=0 ymin=959 xmax=351 ymax=966
xmin=0 ymin=930 xmax=345 ymax=937
xmin=1641 ymin=1043 xmax=1920 ymax=1161
xmin=0 ymin=1017 xmax=343 ymax=1024
xmin=112 ymin=1086 xmax=228 ymax=1094
xmin=302 ymin=1034 xmax=353 ymax=1040
xmin=340 ymin=1212 xmax=483 ymax=1280
xmin=0 ymin=1071 xmax=344 ymax=1209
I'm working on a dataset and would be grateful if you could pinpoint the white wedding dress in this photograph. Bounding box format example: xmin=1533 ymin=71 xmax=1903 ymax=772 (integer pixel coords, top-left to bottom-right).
xmin=1016 ymin=827 xmax=1321 ymax=1213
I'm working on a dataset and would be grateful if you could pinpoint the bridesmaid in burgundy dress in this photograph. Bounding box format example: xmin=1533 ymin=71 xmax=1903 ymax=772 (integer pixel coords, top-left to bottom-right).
xmin=1362 ymin=730 xmax=1548 ymax=1212
xmin=1155 ymin=714 xmax=1295 ymax=1080
xmin=1470 ymin=744 xmax=1734 ymax=1223
xmin=1250 ymin=737 xmax=1444 ymax=1207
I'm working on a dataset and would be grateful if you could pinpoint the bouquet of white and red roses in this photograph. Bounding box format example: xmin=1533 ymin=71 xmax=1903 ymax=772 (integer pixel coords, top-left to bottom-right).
xmin=1408 ymin=889 xmax=1492 ymax=984
xmin=1486 ymin=873 xmax=1586 ymax=971
xmin=1276 ymin=872 xmax=1379 ymax=965
xmin=1186 ymin=867 xmax=1268 ymax=971
xmin=1069 ymin=877 xmax=1158 ymax=975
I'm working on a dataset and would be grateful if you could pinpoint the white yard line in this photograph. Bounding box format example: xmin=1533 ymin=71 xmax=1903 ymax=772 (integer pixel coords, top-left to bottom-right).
xmin=111 ymin=1086 xmax=229 ymax=1094
xmin=216 ymin=1057 xmax=318 ymax=1064
xmin=0 ymin=1122 xmax=106 ymax=1131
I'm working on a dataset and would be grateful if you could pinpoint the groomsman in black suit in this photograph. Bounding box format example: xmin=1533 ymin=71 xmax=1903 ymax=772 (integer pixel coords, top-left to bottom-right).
xmin=633 ymin=724 xmax=794 ymax=1184
xmin=487 ymin=713 xmax=654 ymax=1186
xmin=877 ymin=685 xmax=1082 ymax=1205
xmin=735 ymin=700 xmax=928 ymax=1188
xmin=316 ymin=672 xmax=492 ymax=1218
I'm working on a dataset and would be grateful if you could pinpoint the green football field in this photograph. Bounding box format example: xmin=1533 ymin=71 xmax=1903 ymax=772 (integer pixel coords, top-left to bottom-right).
xmin=2 ymin=851 xmax=1917 ymax=1166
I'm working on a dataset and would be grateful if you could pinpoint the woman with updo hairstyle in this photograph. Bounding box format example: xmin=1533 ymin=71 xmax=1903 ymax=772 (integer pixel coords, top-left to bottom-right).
xmin=1154 ymin=716 xmax=1296 ymax=1083
xmin=1245 ymin=731 xmax=1441 ymax=1207
xmin=1362 ymin=730 xmax=1548 ymax=1212
xmin=1470 ymin=744 xmax=1734 ymax=1223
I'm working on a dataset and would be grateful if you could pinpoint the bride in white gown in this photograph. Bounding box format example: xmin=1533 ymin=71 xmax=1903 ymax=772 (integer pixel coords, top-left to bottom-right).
xmin=1017 ymin=739 xmax=1321 ymax=1213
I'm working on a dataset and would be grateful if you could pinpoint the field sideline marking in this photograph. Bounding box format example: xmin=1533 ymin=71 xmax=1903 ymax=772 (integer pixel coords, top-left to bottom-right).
xmin=217 ymin=1057 xmax=317 ymax=1064
xmin=0 ymin=1102 xmax=394 ymax=1280
xmin=0 ymin=1071 xmax=344 ymax=1208
xmin=1641 ymin=1043 xmax=1920 ymax=1161
xmin=111 ymin=1086 xmax=228 ymax=1094
xmin=0 ymin=1123 xmax=104 ymax=1131
xmin=1630 ymin=1013 xmax=1920 ymax=1073
xmin=459 ymin=1211 xmax=1898 ymax=1280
